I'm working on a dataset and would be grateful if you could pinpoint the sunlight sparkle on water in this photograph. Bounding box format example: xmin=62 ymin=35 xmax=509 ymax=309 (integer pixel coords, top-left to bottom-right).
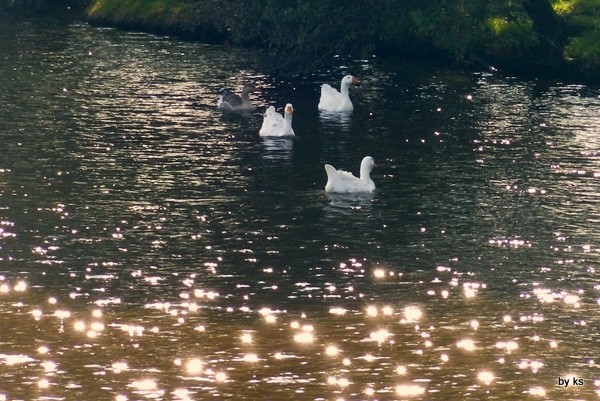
xmin=370 ymin=328 xmax=393 ymax=344
xmin=258 ymin=307 xmax=273 ymax=316
xmin=185 ymin=358 xmax=204 ymax=375
xmin=402 ymin=306 xmax=423 ymax=322
xmin=325 ymin=345 xmax=340 ymax=357
xmin=264 ymin=314 xmax=277 ymax=323
xmin=194 ymin=289 xmax=218 ymax=300
xmin=173 ymin=388 xmax=191 ymax=400
xmin=41 ymin=361 xmax=57 ymax=372
xmin=527 ymin=386 xmax=546 ymax=397
xmin=477 ymin=370 xmax=494 ymax=385
xmin=463 ymin=282 xmax=485 ymax=299
xmin=518 ymin=359 xmax=543 ymax=373
xmin=38 ymin=378 xmax=50 ymax=389
xmin=54 ymin=310 xmax=71 ymax=319
xmin=130 ymin=378 xmax=158 ymax=391
xmin=214 ymin=371 xmax=228 ymax=382
xmin=117 ymin=324 xmax=144 ymax=336
xmin=396 ymin=365 xmax=407 ymax=375
xmin=241 ymin=332 xmax=253 ymax=344
xmin=301 ymin=324 xmax=314 ymax=332
xmin=327 ymin=376 xmax=350 ymax=388
xmin=294 ymin=331 xmax=314 ymax=344
xmin=0 ymin=49 xmax=597 ymax=401
xmin=456 ymin=339 xmax=477 ymax=351
xmin=111 ymin=361 xmax=129 ymax=373
xmin=563 ymin=294 xmax=581 ymax=307
xmin=373 ymin=269 xmax=386 ymax=278
xmin=329 ymin=307 xmax=347 ymax=315
xmin=90 ymin=321 xmax=105 ymax=331
xmin=366 ymin=305 xmax=378 ymax=317
xmin=395 ymin=384 xmax=425 ymax=396
xmin=0 ymin=354 xmax=35 ymax=365
xmin=361 ymin=353 xmax=376 ymax=362
xmin=496 ymin=340 xmax=518 ymax=352
xmin=14 ymin=280 xmax=27 ymax=292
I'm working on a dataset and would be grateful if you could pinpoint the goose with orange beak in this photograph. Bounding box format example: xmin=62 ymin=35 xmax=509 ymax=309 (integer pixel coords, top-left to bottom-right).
xmin=259 ymin=103 xmax=295 ymax=137
xmin=318 ymin=75 xmax=361 ymax=112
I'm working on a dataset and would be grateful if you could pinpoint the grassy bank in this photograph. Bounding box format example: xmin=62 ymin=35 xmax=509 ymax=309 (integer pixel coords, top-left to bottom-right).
xmin=47 ymin=0 xmax=600 ymax=81
xmin=85 ymin=0 xmax=228 ymax=42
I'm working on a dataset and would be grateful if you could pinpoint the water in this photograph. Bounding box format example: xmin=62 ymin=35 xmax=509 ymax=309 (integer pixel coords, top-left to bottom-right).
xmin=1 ymin=12 xmax=599 ymax=401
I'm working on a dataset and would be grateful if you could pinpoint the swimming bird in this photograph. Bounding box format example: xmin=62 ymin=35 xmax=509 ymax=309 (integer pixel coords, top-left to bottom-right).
xmin=318 ymin=75 xmax=361 ymax=112
xmin=259 ymin=103 xmax=294 ymax=137
xmin=217 ymin=83 xmax=258 ymax=111
xmin=324 ymin=156 xmax=376 ymax=193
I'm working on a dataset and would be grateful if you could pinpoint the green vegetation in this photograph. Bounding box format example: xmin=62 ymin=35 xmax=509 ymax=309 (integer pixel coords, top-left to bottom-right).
xmin=85 ymin=0 xmax=227 ymax=42
xmin=561 ymin=0 xmax=600 ymax=73
xmin=8 ymin=0 xmax=600 ymax=80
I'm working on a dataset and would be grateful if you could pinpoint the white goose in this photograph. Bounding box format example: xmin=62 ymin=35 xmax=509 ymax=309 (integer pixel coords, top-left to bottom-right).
xmin=324 ymin=156 xmax=376 ymax=193
xmin=259 ymin=103 xmax=295 ymax=137
xmin=318 ymin=75 xmax=361 ymax=112
xmin=217 ymin=83 xmax=258 ymax=111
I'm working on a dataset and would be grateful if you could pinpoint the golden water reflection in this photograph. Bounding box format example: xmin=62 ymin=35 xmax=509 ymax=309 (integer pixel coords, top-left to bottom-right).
xmin=1 ymin=260 xmax=599 ymax=400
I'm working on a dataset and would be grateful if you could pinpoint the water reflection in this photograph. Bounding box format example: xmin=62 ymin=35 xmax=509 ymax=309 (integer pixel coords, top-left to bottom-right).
xmin=318 ymin=110 xmax=353 ymax=130
xmin=324 ymin=191 xmax=375 ymax=211
xmin=260 ymin=137 xmax=294 ymax=161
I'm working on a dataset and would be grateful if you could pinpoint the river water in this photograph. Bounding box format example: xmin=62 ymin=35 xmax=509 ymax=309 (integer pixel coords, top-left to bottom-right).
xmin=0 ymin=11 xmax=599 ymax=401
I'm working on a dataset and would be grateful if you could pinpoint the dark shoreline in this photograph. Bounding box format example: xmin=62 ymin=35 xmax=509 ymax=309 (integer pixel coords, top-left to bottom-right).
xmin=3 ymin=0 xmax=599 ymax=84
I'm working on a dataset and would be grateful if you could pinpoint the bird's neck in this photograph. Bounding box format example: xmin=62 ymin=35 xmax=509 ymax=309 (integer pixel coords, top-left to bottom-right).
xmin=360 ymin=165 xmax=373 ymax=188
xmin=340 ymin=82 xmax=350 ymax=98
xmin=241 ymin=92 xmax=252 ymax=107
xmin=284 ymin=113 xmax=292 ymax=129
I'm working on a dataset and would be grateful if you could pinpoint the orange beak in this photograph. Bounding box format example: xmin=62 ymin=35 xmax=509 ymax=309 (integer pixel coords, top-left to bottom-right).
xmin=352 ymin=77 xmax=361 ymax=85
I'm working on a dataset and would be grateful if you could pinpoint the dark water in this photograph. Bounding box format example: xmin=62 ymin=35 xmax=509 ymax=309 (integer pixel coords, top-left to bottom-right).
xmin=1 ymin=12 xmax=599 ymax=401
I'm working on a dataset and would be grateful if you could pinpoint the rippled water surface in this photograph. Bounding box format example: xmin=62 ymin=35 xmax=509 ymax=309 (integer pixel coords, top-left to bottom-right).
xmin=1 ymin=12 xmax=600 ymax=401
